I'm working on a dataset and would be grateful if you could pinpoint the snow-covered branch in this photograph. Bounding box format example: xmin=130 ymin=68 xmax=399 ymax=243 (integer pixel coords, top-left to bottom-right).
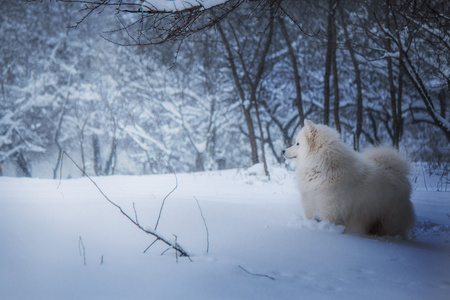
xmin=62 ymin=0 xmax=243 ymax=45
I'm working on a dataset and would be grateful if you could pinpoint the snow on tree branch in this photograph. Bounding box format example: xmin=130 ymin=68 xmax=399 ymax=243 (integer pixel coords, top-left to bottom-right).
xmin=61 ymin=0 xmax=243 ymax=45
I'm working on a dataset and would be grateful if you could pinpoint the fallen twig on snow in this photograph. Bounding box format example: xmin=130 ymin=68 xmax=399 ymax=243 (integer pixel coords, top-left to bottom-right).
xmin=78 ymin=236 xmax=86 ymax=266
xmin=194 ymin=196 xmax=210 ymax=253
xmin=58 ymin=151 xmax=191 ymax=260
xmin=238 ymin=265 xmax=275 ymax=281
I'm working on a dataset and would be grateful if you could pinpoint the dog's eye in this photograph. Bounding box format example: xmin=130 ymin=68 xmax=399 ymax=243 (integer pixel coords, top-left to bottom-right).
xmin=296 ymin=142 xmax=300 ymax=146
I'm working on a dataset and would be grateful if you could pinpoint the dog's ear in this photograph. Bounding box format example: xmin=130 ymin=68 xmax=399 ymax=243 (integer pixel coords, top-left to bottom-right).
xmin=304 ymin=119 xmax=316 ymax=129
xmin=303 ymin=120 xmax=317 ymax=147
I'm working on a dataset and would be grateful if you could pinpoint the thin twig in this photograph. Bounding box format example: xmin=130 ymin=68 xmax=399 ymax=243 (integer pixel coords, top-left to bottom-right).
xmin=238 ymin=265 xmax=275 ymax=281
xmin=79 ymin=236 xmax=86 ymax=266
xmin=154 ymin=154 xmax=178 ymax=231
xmin=174 ymin=234 xmax=178 ymax=263
xmin=133 ymin=202 xmax=139 ymax=225
xmin=421 ymin=163 xmax=428 ymax=191
xmin=194 ymin=196 xmax=210 ymax=253
xmin=143 ymin=238 xmax=159 ymax=254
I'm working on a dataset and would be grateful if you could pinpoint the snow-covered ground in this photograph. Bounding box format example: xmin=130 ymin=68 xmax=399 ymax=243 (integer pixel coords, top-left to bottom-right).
xmin=0 ymin=164 xmax=449 ymax=299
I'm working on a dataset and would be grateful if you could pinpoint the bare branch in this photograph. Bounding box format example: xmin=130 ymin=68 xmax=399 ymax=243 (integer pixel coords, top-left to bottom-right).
xmin=238 ymin=265 xmax=275 ymax=280
xmin=278 ymin=3 xmax=319 ymax=37
xmin=194 ymin=197 xmax=210 ymax=253
xmin=78 ymin=236 xmax=86 ymax=266
xmin=58 ymin=151 xmax=191 ymax=259
xmin=154 ymin=154 xmax=178 ymax=231
xmin=133 ymin=202 xmax=139 ymax=225
xmin=60 ymin=0 xmax=315 ymax=46
xmin=61 ymin=0 xmax=245 ymax=45
xmin=143 ymin=238 xmax=159 ymax=254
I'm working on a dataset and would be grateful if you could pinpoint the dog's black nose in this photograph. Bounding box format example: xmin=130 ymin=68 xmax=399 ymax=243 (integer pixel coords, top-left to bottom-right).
xmin=282 ymin=150 xmax=285 ymax=154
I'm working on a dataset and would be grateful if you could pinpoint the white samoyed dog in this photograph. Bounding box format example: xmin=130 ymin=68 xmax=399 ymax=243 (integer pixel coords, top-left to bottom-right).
xmin=283 ymin=120 xmax=414 ymax=237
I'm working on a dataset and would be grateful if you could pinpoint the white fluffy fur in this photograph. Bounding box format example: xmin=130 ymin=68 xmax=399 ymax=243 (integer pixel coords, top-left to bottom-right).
xmin=284 ymin=120 xmax=414 ymax=237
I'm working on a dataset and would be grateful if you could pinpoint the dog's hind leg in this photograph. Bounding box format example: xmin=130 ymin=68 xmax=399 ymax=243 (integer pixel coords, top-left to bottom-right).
xmin=366 ymin=219 xmax=385 ymax=236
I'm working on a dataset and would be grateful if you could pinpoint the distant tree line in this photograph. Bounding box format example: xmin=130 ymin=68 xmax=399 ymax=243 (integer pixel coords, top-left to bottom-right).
xmin=0 ymin=0 xmax=448 ymax=177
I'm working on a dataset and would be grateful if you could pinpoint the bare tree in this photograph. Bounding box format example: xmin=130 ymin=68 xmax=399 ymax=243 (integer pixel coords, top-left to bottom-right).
xmin=384 ymin=3 xmax=401 ymax=149
xmin=323 ymin=0 xmax=341 ymax=131
xmin=341 ymin=11 xmax=363 ymax=150
xmin=217 ymin=7 xmax=274 ymax=174
xmin=370 ymin=0 xmax=450 ymax=141
xmin=279 ymin=16 xmax=305 ymax=127
xmin=52 ymin=89 xmax=70 ymax=179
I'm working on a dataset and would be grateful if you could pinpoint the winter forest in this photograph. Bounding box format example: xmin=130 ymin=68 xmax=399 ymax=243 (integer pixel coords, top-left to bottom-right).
xmin=1 ymin=0 xmax=449 ymax=178
xmin=1 ymin=2 xmax=450 ymax=299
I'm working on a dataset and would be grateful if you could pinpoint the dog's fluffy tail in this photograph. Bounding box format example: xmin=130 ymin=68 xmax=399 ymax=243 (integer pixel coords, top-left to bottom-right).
xmin=361 ymin=147 xmax=410 ymax=177
xmin=362 ymin=147 xmax=414 ymax=237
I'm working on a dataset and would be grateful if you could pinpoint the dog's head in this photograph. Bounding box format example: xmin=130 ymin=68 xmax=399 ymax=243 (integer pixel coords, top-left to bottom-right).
xmin=283 ymin=119 xmax=315 ymax=160
xmin=283 ymin=120 xmax=339 ymax=160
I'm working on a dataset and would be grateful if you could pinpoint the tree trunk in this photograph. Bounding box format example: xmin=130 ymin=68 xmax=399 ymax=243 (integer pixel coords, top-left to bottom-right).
xmin=250 ymin=11 xmax=274 ymax=176
xmin=15 ymin=152 xmax=31 ymax=177
xmin=397 ymin=56 xmax=404 ymax=142
xmin=279 ymin=17 xmax=304 ymax=127
xmin=92 ymin=134 xmax=102 ymax=176
xmin=104 ymin=136 xmax=117 ymax=175
xmin=195 ymin=152 xmax=205 ymax=172
xmin=324 ymin=0 xmax=337 ymax=126
xmin=254 ymin=100 xmax=269 ymax=177
xmin=217 ymin=22 xmax=259 ymax=164
xmin=385 ymin=10 xmax=400 ymax=149
xmin=79 ymin=128 xmax=86 ymax=176
xmin=243 ymin=107 xmax=259 ymax=164
xmin=438 ymin=89 xmax=447 ymax=120
xmin=332 ymin=38 xmax=341 ymax=133
xmin=53 ymin=92 xmax=69 ymax=179
xmin=324 ymin=44 xmax=332 ymax=125
xmin=387 ymin=55 xmax=399 ymax=148
xmin=342 ymin=12 xmax=363 ymax=150
xmin=77 ymin=114 xmax=90 ymax=177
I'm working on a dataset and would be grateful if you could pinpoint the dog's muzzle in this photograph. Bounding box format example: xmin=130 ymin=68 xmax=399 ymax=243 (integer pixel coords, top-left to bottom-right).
xmin=282 ymin=149 xmax=296 ymax=160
